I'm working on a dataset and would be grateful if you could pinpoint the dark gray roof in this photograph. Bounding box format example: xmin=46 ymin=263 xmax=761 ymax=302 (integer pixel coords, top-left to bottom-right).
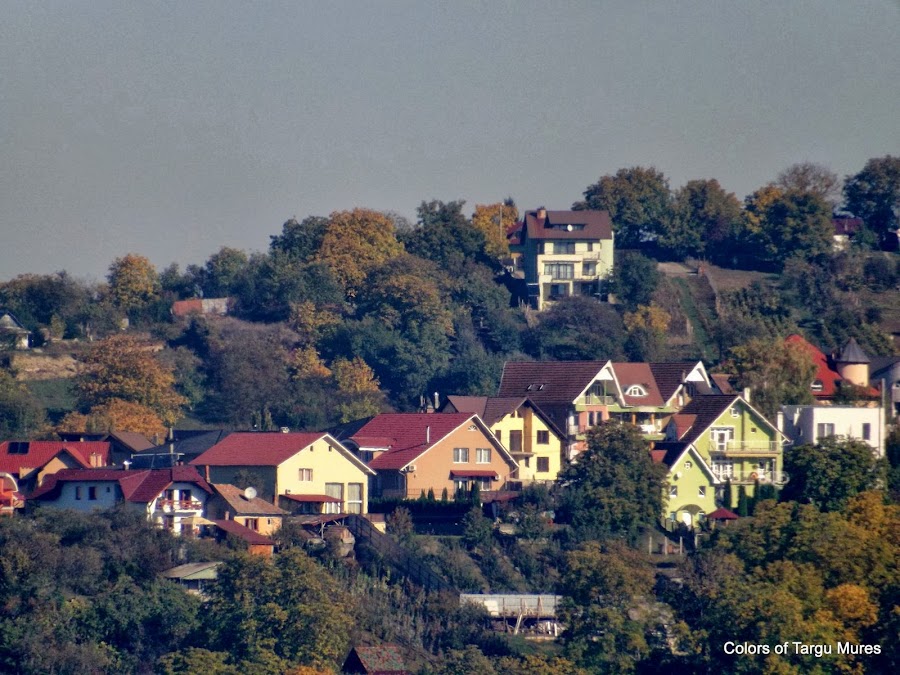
xmin=836 ymin=337 xmax=870 ymax=364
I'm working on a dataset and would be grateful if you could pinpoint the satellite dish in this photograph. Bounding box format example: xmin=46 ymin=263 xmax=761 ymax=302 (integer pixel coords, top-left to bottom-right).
xmin=243 ymin=486 xmax=257 ymax=500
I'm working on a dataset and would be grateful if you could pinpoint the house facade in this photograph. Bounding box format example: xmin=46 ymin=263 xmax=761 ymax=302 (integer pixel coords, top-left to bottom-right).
xmin=0 ymin=440 xmax=110 ymax=493
xmin=781 ymin=404 xmax=886 ymax=458
xmin=664 ymin=395 xmax=787 ymax=507
xmin=28 ymin=466 xmax=212 ymax=535
xmin=0 ymin=310 xmax=31 ymax=349
xmin=191 ymin=432 xmax=375 ymax=515
xmin=331 ymin=413 xmax=518 ymax=500
xmin=651 ymin=445 xmax=719 ymax=530
xmin=509 ymin=208 xmax=614 ymax=310
xmin=440 ymin=396 xmax=565 ymax=484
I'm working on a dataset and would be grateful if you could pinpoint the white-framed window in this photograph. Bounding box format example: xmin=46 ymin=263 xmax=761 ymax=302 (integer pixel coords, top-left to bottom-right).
xmin=454 ymin=479 xmax=469 ymax=493
xmin=712 ymin=460 xmax=734 ymax=479
xmin=811 ymin=380 xmax=824 ymax=392
xmin=453 ymin=447 xmax=469 ymax=463
xmin=669 ymin=486 xmax=678 ymax=498
xmin=347 ymin=483 xmax=363 ymax=514
xmin=324 ymin=483 xmax=343 ymax=514
xmin=583 ymin=262 xmax=597 ymax=276
xmin=710 ymin=427 xmax=735 ymax=452
xmin=816 ymin=423 xmax=835 ymax=440
xmin=475 ymin=477 xmax=492 ymax=490
xmin=698 ymin=486 xmax=706 ymax=498
xmin=476 ymin=448 xmax=491 ymax=464
xmin=544 ymin=262 xmax=574 ymax=279
xmin=298 ymin=468 xmax=313 ymax=481
xmin=625 ymin=385 xmax=647 ymax=397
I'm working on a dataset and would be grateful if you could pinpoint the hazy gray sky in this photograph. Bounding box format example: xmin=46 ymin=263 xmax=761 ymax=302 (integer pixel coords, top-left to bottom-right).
xmin=2 ymin=1 xmax=898 ymax=280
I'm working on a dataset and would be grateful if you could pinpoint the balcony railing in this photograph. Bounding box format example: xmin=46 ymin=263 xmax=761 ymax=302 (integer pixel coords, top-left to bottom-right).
xmin=714 ymin=440 xmax=780 ymax=454
xmin=157 ymin=499 xmax=204 ymax=511
xmin=582 ymin=394 xmax=616 ymax=406
xmin=713 ymin=470 xmax=789 ymax=486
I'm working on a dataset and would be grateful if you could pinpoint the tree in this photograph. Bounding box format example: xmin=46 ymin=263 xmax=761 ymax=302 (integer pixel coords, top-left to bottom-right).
xmin=781 ymin=437 xmax=881 ymax=512
xmin=269 ymin=216 xmax=328 ymax=260
xmin=623 ymin=304 xmax=670 ymax=361
xmin=318 ymin=209 xmax=404 ymax=297
xmin=74 ymin=334 xmax=187 ymax=426
xmin=461 ymin=507 xmax=492 ymax=551
xmin=471 ymin=201 xmax=518 ymax=260
xmin=777 ymin=162 xmax=842 ymax=207
xmin=402 ymin=200 xmax=492 ymax=275
xmin=201 ymin=247 xmax=249 ymax=298
xmin=610 ymin=252 xmax=660 ymax=311
xmin=843 ymin=155 xmax=900 ymax=241
xmin=558 ymin=424 xmax=667 ymax=542
xmin=0 ymin=370 xmax=48 ymax=439
xmin=107 ymin=254 xmax=160 ymax=315
xmin=664 ymin=179 xmax=743 ymax=261
xmin=385 ymin=506 xmax=414 ymax=543
xmin=528 ymin=296 xmax=626 ymax=361
xmin=574 ymin=167 xmax=673 ymax=249
xmin=58 ymin=398 xmax=166 ymax=440
xmin=331 ymin=356 xmax=384 ymax=423
xmin=724 ymin=336 xmax=816 ymax=417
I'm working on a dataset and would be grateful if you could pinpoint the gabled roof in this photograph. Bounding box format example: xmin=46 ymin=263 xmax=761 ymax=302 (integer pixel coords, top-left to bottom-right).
xmin=211 ymin=519 xmax=274 ymax=546
xmin=0 ymin=441 xmax=110 ymax=477
xmin=649 ymin=362 xmax=713 ymax=401
xmin=191 ymin=432 xmax=374 ymax=475
xmin=343 ymin=644 xmax=410 ymax=675
xmin=0 ymin=310 xmax=29 ymax=333
xmin=669 ymin=395 xmax=783 ymax=446
xmin=522 ymin=209 xmax=613 ymax=241
xmin=211 ymin=483 xmax=288 ymax=516
xmin=785 ymin=334 xmax=842 ymax=397
xmin=339 ymin=413 xmax=516 ymax=471
xmin=140 ymin=429 xmax=232 ymax=463
xmin=651 ymin=442 xmax=719 ymax=483
xmin=498 ymin=361 xmax=611 ymax=406
xmin=28 ymin=466 xmax=212 ymax=503
xmin=442 ymin=395 xmax=565 ymax=439
xmin=162 ymin=561 xmax=223 ymax=581
xmin=612 ymin=363 xmax=664 ymax=406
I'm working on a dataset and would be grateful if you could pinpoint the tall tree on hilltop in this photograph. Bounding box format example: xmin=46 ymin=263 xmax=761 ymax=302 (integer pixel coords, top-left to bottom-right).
xmin=776 ymin=162 xmax=842 ymax=207
xmin=107 ymin=253 xmax=160 ymax=317
xmin=663 ymin=179 xmax=743 ymax=261
xmin=843 ymin=155 xmax=900 ymax=243
xmin=402 ymin=199 xmax=493 ymax=275
xmin=574 ymin=167 xmax=673 ymax=250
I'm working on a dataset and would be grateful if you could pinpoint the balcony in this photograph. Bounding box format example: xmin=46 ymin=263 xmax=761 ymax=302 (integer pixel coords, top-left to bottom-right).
xmin=579 ymin=394 xmax=616 ymax=407
xmin=157 ymin=499 xmax=204 ymax=512
xmin=714 ymin=470 xmax=789 ymax=486
xmin=714 ymin=440 xmax=780 ymax=455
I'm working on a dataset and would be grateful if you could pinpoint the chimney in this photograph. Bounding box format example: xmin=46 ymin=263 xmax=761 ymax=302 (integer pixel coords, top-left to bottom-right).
xmin=433 ymin=391 xmax=439 ymax=411
xmin=742 ymin=387 xmax=751 ymax=403
xmin=776 ymin=411 xmax=784 ymax=434
xmin=537 ymin=206 xmax=547 ymax=220
xmin=426 ymin=425 xmax=431 ymax=444
xmin=225 ymin=510 xmax=230 ymax=521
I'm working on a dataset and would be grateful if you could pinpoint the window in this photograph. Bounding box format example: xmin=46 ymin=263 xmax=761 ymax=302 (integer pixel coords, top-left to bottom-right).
xmin=554 ymin=241 xmax=575 ymax=254
xmin=816 ymin=423 xmax=835 ymax=440
xmin=523 ymin=457 xmax=530 ymax=468
xmin=583 ymin=262 xmax=597 ymax=276
xmin=476 ymin=448 xmax=491 ymax=464
xmin=625 ymin=385 xmax=647 ymax=397
xmin=698 ymin=486 xmax=706 ymax=498
xmin=587 ymin=242 xmax=594 ymax=252
xmin=669 ymin=512 xmax=677 ymax=522
xmin=494 ymin=429 xmax=502 ymax=443
xmin=245 ymin=518 xmax=259 ymax=531
xmin=710 ymin=427 xmax=735 ymax=452
xmin=549 ymin=283 xmax=569 ymax=299
xmin=347 ymin=483 xmax=363 ymax=514
xmin=544 ymin=262 xmax=574 ymax=279
xmin=180 ymin=489 xmax=192 ymax=502
xmin=862 ymin=423 xmax=871 ymax=441
xmin=509 ymin=431 xmax=523 ymax=453
xmin=669 ymin=486 xmax=678 ymax=498
xmin=537 ymin=457 xmax=550 ymax=473
xmin=453 ymin=447 xmax=469 ymax=463
xmin=75 ymin=486 xmax=82 ymax=500
xmin=165 ymin=489 xmax=175 ymax=501
xmin=730 ymin=407 xmax=739 ymax=418
xmin=588 ymin=411 xmax=595 ymax=427
xmin=712 ymin=460 xmax=734 ymax=479
xmin=684 ymin=461 xmax=693 ymax=469
xmin=454 ymin=479 xmax=470 ymax=493
xmin=536 ymin=430 xmax=549 ymax=445
xmin=324 ymin=483 xmax=343 ymax=514
xmin=298 ymin=468 xmax=313 ymax=481
xmin=811 ymin=380 xmax=824 ymax=392
xmin=88 ymin=486 xmax=97 ymax=501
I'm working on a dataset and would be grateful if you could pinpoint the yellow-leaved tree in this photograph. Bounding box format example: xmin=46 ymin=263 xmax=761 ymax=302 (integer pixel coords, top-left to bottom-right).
xmin=471 ymin=201 xmax=518 ymax=260
xmin=107 ymin=253 xmax=160 ymax=314
xmin=332 ymin=356 xmax=384 ymax=422
xmin=58 ymin=398 xmax=166 ymax=440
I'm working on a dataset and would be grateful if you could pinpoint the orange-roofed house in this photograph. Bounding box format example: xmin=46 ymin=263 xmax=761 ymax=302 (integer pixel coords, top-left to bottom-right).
xmin=0 ymin=440 xmax=110 ymax=493
xmin=329 ymin=413 xmax=518 ymax=500
xmin=191 ymin=432 xmax=375 ymax=515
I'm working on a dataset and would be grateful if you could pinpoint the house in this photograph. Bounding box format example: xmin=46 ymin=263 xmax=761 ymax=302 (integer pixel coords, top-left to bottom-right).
xmin=171 ymin=298 xmax=231 ymax=318
xmin=206 ymin=483 xmax=288 ymax=535
xmin=650 ymin=444 xmax=718 ymax=530
xmin=439 ymin=396 xmax=565 ymax=485
xmin=507 ymin=207 xmax=614 ymax=310
xmin=0 ymin=310 xmax=31 ymax=349
xmin=207 ymin=518 xmax=275 ymax=556
xmin=341 ymin=644 xmax=411 ymax=675
xmin=329 ymin=413 xmax=518 ymax=500
xmin=497 ymin=360 xmax=715 ymax=456
xmin=161 ymin=561 xmax=223 ymax=596
xmin=663 ymin=394 xmax=787 ymax=507
xmin=832 ymin=216 xmax=863 ymax=250
xmin=0 ymin=440 xmax=110 ymax=493
xmin=57 ymin=431 xmax=155 ymax=466
xmin=0 ymin=472 xmax=24 ymax=516
xmin=785 ymin=334 xmax=879 ymax=400
xmin=28 ymin=466 xmax=212 ymax=534
xmin=781 ymin=404 xmax=886 ymax=458
xmin=871 ymin=355 xmax=900 ymax=419
xmin=190 ymin=432 xmax=375 ymax=515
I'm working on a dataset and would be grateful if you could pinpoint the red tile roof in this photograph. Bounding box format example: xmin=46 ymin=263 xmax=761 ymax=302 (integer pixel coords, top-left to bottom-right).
xmin=523 ymin=209 xmax=613 ymax=240
xmin=612 ymin=363 xmax=665 ymax=406
xmin=0 ymin=441 xmax=110 ymax=477
xmin=449 ymin=470 xmax=499 ymax=478
xmin=707 ymin=507 xmax=739 ymax=520
xmin=281 ymin=493 xmax=341 ymax=503
xmin=190 ymin=432 xmax=328 ymax=466
xmin=211 ymin=519 xmax=274 ymax=546
xmin=350 ymin=414 xmax=478 ymax=471
xmin=28 ymin=466 xmax=211 ymax=503
xmin=785 ymin=334 xmax=841 ymax=397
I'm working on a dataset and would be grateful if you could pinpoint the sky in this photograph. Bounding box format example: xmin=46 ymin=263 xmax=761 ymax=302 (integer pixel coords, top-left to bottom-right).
xmin=2 ymin=1 xmax=899 ymax=280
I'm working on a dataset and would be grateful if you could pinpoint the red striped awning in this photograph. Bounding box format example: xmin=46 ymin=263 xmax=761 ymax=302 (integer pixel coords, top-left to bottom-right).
xmin=281 ymin=493 xmax=342 ymax=503
xmin=450 ymin=470 xmax=498 ymax=479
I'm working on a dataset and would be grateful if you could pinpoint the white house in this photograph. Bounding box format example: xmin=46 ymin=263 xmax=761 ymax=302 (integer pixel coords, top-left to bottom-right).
xmin=780 ymin=404 xmax=886 ymax=458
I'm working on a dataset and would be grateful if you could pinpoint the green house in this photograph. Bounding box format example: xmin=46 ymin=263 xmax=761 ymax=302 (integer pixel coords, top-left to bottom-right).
xmin=663 ymin=394 xmax=787 ymax=508
xmin=651 ymin=444 xmax=719 ymax=530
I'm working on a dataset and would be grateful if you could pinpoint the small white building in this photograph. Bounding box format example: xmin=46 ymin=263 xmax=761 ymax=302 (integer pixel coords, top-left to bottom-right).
xmin=781 ymin=404 xmax=885 ymax=458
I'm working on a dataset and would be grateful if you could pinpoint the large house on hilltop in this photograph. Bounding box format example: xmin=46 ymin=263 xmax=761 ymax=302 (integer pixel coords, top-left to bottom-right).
xmin=497 ymin=360 xmax=715 ymax=457
xmin=0 ymin=440 xmax=110 ymax=494
xmin=329 ymin=413 xmax=518 ymax=500
xmin=507 ymin=207 xmax=614 ymax=310
xmin=439 ymin=396 xmax=566 ymax=485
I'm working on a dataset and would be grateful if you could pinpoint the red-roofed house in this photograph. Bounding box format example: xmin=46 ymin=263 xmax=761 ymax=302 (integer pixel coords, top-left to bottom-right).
xmin=0 ymin=440 xmax=110 ymax=493
xmin=330 ymin=413 xmax=517 ymax=500
xmin=785 ymin=334 xmax=880 ymax=400
xmin=28 ymin=466 xmax=212 ymax=534
xmin=171 ymin=297 xmax=231 ymax=318
xmin=191 ymin=432 xmax=375 ymax=515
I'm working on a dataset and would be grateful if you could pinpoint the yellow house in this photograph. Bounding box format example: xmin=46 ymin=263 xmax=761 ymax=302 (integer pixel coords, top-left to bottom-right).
xmin=191 ymin=432 xmax=375 ymax=515
xmin=441 ymin=396 xmax=566 ymax=484
xmin=651 ymin=444 xmax=719 ymax=530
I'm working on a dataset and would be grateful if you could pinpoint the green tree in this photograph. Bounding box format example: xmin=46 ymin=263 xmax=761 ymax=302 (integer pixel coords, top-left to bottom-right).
xmin=201 ymin=247 xmax=249 ymax=298
xmin=558 ymin=424 xmax=667 ymax=542
xmin=781 ymin=437 xmax=882 ymax=512
xmin=724 ymin=336 xmax=816 ymax=417
xmin=0 ymin=370 xmax=49 ymax=439
xmin=528 ymin=296 xmax=626 ymax=361
xmin=611 ymin=252 xmax=660 ymax=311
xmin=776 ymin=162 xmax=842 ymax=207
xmin=461 ymin=507 xmax=493 ymax=551
xmin=574 ymin=166 xmax=673 ymax=250
xmin=402 ymin=199 xmax=493 ymax=275
xmin=269 ymin=216 xmax=328 ymax=260
xmin=664 ymin=179 xmax=743 ymax=261
xmin=843 ymin=155 xmax=900 ymax=242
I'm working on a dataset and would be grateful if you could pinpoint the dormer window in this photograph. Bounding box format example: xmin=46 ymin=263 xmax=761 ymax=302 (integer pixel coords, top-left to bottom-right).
xmin=625 ymin=385 xmax=647 ymax=397
xmin=811 ymin=380 xmax=824 ymax=393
